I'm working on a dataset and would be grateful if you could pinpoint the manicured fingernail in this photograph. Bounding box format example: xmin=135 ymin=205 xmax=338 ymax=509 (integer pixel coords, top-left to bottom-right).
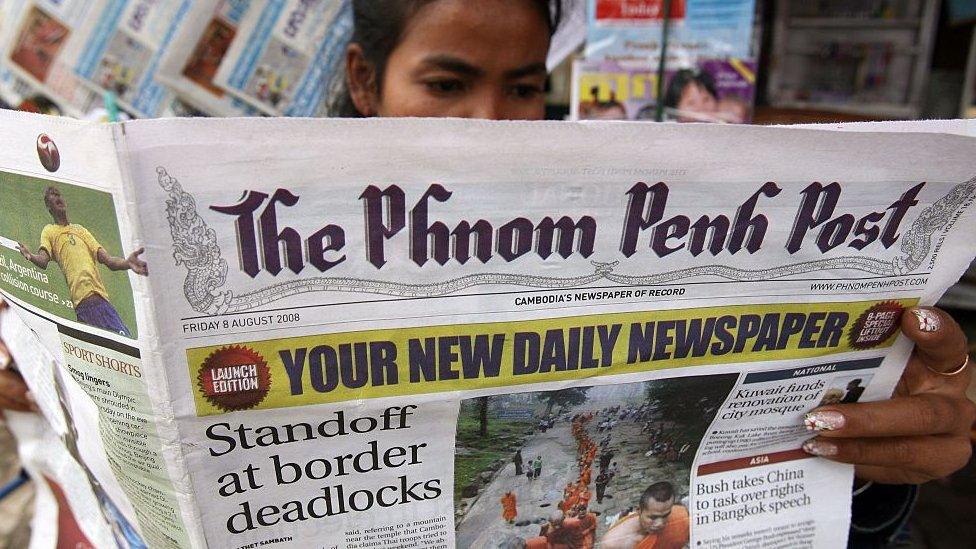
xmin=911 ymin=309 xmax=941 ymax=332
xmin=802 ymin=439 xmax=837 ymax=457
xmin=0 ymin=348 xmax=10 ymax=369
xmin=804 ymin=411 xmax=845 ymax=431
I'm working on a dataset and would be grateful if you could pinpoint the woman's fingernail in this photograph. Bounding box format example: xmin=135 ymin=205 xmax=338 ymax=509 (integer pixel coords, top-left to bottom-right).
xmin=804 ymin=411 xmax=846 ymax=431
xmin=802 ymin=439 xmax=838 ymax=457
xmin=0 ymin=349 xmax=10 ymax=369
xmin=911 ymin=309 xmax=941 ymax=332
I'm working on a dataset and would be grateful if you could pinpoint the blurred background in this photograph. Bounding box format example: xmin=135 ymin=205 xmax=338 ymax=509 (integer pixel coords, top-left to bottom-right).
xmin=0 ymin=0 xmax=974 ymax=547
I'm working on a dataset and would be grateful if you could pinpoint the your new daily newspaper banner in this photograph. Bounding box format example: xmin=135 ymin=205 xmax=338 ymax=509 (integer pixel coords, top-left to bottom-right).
xmin=0 ymin=112 xmax=975 ymax=549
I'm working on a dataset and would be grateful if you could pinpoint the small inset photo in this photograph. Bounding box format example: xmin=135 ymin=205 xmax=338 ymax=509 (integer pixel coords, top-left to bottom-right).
xmin=454 ymin=374 xmax=735 ymax=548
xmin=818 ymin=374 xmax=873 ymax=407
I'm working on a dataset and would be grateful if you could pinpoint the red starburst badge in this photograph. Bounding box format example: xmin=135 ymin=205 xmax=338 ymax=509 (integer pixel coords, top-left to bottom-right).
xmin=848 ymin=301 xmax=904 ymax=350
xmin=197 ymin=346 xmax=271 ymax=412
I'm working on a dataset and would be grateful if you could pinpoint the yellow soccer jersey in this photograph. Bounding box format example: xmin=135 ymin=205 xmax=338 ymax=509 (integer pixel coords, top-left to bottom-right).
xmin=39 ymin=224 xmax=109 ymax=307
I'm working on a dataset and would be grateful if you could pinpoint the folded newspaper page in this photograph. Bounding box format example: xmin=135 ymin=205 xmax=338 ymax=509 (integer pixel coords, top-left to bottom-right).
xmin=1 ymin=111 xmax=975 ymax=549
xmin=155 ymin=0 xmax=262 ymax=118
xmin=0 ymin=0 xmax=103 ymax=116
xmin=55 ymin=0 xmax=193 ymax=118
xmin=212 ymin=0 xmax=352 ymax=117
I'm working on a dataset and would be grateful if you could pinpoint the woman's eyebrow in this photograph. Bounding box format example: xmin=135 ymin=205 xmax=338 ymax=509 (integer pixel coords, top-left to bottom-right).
xmin=418 ymin=55 xmax=483 ymax=77
xmin=504 ymin=62 xmax=547 ymax=79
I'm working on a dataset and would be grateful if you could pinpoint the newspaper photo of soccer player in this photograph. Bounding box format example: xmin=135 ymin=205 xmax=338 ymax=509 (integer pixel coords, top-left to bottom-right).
xmin=454 ymin=374 xmax=736 ymax=548
xmin=0 ymin=171 xmax=142 ymax=338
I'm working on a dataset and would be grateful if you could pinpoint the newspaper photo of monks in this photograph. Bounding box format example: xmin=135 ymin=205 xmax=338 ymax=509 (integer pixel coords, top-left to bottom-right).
xmin=0 ymin=172 xmax=143 ymax=338
xmin=454 ymin=374 xmax=736 ymax=548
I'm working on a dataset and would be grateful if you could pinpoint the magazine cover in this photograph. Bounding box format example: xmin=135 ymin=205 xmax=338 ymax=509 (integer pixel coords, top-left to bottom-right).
xmin=585 ymin=0 xmax=757 ymax=62
xmin=571 ymin=57 xmax=755 ymax=122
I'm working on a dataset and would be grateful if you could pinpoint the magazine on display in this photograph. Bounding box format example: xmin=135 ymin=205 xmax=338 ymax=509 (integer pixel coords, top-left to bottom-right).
xmin=585 ymin=0 xmax=757 ymax=62
xmin=1 ymin=112 xmax=976 ymax=548
xmin=211 ymin=0 xmax=352 ymax=117
xmin=0 ymin=0 xmax=102 ymax=116
xmin=155 ymin=0 xmax=262 ymax=118
xmin=571 ymin=57 xmax=756 ymax=122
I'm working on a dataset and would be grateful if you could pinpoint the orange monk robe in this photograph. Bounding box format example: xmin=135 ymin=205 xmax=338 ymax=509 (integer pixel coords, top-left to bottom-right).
xmin=578 ymin=489 xmax=591 ymax=508
xmin=565 ymin=492 xmax=579 ymax=512
xmin=580 ymin=512 xmax=598 ymax=549
xmin=609 ymin=506 xmax=690 ymax=549
xmin=548 ymin=517 xmax=586 ymax=549
xmin=501 ymin=493 xmax=518 ymax=522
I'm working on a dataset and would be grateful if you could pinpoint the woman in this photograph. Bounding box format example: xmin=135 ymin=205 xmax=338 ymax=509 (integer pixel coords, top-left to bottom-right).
xmin=1 ymin=0 xmax=972 ymax=545
xmin=0 ymin=299 xmax=33 ymax=413
xmin=337 ymin=0 xmax=553 ymax=119
xmin=336 ymin=1 xmax=974 ymax=546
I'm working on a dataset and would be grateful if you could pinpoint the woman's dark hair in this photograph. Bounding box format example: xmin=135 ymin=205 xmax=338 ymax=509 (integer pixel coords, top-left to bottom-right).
xmin=662 ymin=69 xmax=718 ymax=109
xmin=330 ymin=0 xmax=564 ymax=116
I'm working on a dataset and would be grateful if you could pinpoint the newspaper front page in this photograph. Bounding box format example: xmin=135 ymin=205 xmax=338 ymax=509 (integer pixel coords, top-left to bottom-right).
xmin=0 ymin=0 xmax=102 ymax=116
xmin=1 ymin=112 xmax=975 ymax=548
xmin=58 ymin=0 xmax=194 ymax=118
xmin=155 ymin=0 xmax=262 ymax=118
xmin=212 ymin=0 xmax=352 ymax=117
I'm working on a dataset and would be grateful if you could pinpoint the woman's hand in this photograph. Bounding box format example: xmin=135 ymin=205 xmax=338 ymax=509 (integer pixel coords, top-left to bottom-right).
xmin=0 ymin=368 xmax=33 ymax=413
xmin=0 ymin=301 xmax=36 ymax=413
xmin=0 ymin=340 xmax=34 ymax=413
xmin=802 ymin=307 xmax=975 ymax=484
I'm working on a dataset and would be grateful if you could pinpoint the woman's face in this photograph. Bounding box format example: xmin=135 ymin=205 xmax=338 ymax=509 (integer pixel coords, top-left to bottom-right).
xmin=357 ymin=0 xmax=551 ymax=119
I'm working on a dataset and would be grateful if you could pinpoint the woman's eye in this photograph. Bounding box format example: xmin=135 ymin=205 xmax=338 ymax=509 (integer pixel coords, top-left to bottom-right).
xmin=425 ymin=79 xmax=465 ymax=94
xmin=511 ymin=84 xmax=543 ymax=99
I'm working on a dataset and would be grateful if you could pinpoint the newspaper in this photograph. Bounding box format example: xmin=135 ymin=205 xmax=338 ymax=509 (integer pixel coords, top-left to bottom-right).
xmin=57 ymin=0 xmax=194 ymax=118
xmin=0 ymin=0 xmax=102 ymax=116
xmin=211 ymin=0 xmax=351 ymax=117
xmin=1 ymin=111 xmax=976 ymax=549
xmin=547 ymin=0 xmax=587 ymax=71
xmin=155 ymin=0 xmax=262 ymax=118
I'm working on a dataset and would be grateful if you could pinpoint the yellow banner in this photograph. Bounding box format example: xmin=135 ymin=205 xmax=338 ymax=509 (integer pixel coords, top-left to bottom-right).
xmin=187 ymin=299 xmax=915 ymax=416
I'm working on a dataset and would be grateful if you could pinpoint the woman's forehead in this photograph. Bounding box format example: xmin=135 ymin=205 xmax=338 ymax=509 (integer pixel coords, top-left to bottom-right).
xmin=396 ymin=0 xmax=550 ymax=67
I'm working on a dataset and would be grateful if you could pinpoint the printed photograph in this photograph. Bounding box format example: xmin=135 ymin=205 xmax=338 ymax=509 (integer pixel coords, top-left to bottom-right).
xmin=182 ymin=17 xmax=237 ymax=96
xmin=818 ymin=373 xmax=873 ymax=406
xmin=454 ymin=374 xmax=736 ymax=548
xmin=244 ymin=39 xmax=307 ymax=108
xmin=575 ymin=60 xmax=755 ymax=123
xmin=95 ymin=33 xmax=153 ymax=101
xmin=0 ymin=171 xmax=143 ymax=338
xmin=10 ymin=6 xmax=70 ymax=82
